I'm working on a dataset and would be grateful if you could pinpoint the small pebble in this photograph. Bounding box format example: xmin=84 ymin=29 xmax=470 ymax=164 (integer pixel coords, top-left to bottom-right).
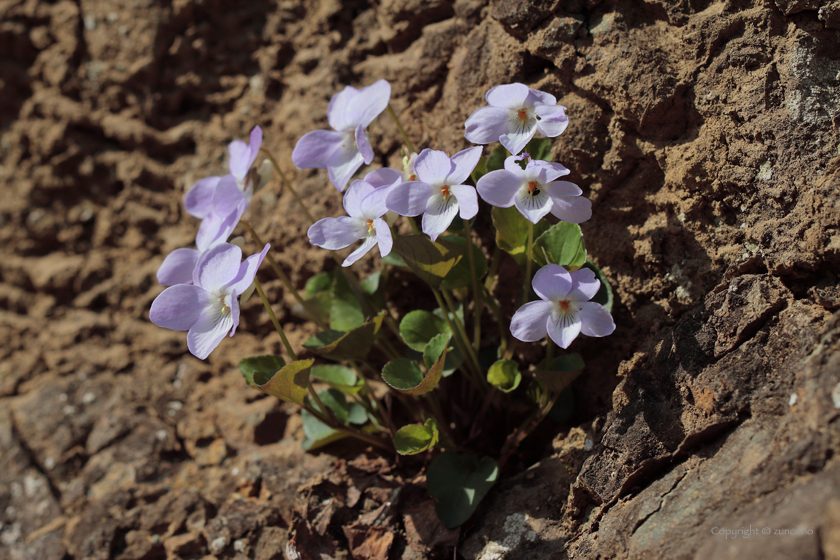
xmin=789 ymin=393 xmax=797 ymax=406
xmin=82 ymin=392 xmax=96 ymax=405
xmin=832 ymin=382 xmax=840 ymax=409
xmin=234 ymin=539 xmax=246 ymax=553
xmin=209 ymin=536 xmax=228 ymax=554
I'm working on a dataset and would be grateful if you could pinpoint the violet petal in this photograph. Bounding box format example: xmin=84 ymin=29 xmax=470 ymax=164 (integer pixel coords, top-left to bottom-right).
xmin=157 ymin=248 xmax=200 ymax=286
xmin=509 ymin=300 xmax=552 ymax=342
xmin=532 ymin=264 xmax=572 ymax=302
xmin=150 ymin=284 xmax=210 ymax=331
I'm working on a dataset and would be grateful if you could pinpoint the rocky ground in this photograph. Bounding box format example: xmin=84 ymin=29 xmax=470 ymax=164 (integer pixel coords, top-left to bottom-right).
xmin=1 ymin=0 xmax=839 ymax=558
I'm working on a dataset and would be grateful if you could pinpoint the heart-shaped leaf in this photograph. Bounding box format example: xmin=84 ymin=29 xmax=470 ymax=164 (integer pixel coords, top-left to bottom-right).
xmin=491 ymin=206 xmax=550 ymax=264
xmin=400 ymin=310 xmax=451 ymax=352
xmin=394 ymin=418 xmax=439 ymax=455
xmin=426 ymin=451 xmax=499 ymax=528
xmin=532 ymin=222 xmax=586 ymax=269
xmin=303 ymin=311 xmax=386 ymax=361
xmin=381 ymin=352 xmax=445 ymax=396
xmin=239 ymin=355 xmax=286 ymax=386
xmin=310 ymin=364 xmax=364 ymax=395
xmin=392 ymin=235 xmax=463 ymax=288
xmin=486 ymin=359 xmax=521 ymax=393
xmin=241 ymin=358 xmax=313 ymax=406
xmin=440 ymin=235 xmax=488 ymax=290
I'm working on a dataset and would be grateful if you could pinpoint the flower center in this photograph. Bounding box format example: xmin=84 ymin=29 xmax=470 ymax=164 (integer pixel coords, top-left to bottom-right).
xmin=219 ymin=294 xmax=231 ymax=315
xmin=518 ymin=108 xmax=528 ymax=120
xmin=527 ymin=180 xmax=540 ymax=196
xmin=441 ymin=185 xmax=450 ymax=199
xmin=409 ymin=174 xmax=417 ymax=181
xmin=559 ymin=300 xmax=570 ymax=311
xmin=366 ymin=219 xmax=375 ymax=234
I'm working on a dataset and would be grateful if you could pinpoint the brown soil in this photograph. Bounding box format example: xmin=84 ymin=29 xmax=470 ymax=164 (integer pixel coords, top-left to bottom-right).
xmin=2 ymin=0 xmax=839 ymax=559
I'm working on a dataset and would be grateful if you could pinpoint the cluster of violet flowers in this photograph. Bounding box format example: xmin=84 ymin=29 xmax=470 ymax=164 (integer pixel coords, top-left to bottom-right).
xmin=148 ymin=77 xmax=618 ymax=527
xmin=291 ymin=80 xmax=613 ymax=350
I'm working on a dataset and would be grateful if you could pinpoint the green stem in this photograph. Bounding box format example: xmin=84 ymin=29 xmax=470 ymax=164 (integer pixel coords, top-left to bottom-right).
xmin=544 ymin=337 xmax=555 ymax=369
xmin=386 ymin=105 xmax=416 ymax=154
xmin=254 ymin=279 xmax=296 ymax=360
xmin=522 ymin=221 xmax=534 ymax=304
xmin=462 ymin=219 xmax=483 ymax=353
xmin=480 ymin=284 xmax=508 ymax=357
xmin=307 ymin=383 xmax=338 ymax=424
xmin=441 ymin=288 xmax=483 ymax=381
xmin=406 ymin=216 xmax=421 ymax=235
xmin=424 ymin=392 xmax=457 ymax=450
xmin=259 ymin=148 xmax=317 ymax=224
xmin=302 ymin=399 xmax=391 ymax=451
xmin=240 ymin=221 xmax=328 ymax=330
xmin=430 ymin=287 xmax=483 ymax=389
xmin=485 ymin=248 xmax=502 ymax=292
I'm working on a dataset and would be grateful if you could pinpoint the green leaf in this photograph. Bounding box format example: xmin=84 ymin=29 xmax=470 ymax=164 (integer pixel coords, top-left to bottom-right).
xmin=392 ymin=235 xmax=463 ymax=288
xmin=440 ymin=235 xmax=488 ymax=290
xmin=303 ymin=312 xmax=386 ymax=361
xmin=491 ymin=206 xmax=550 ymax=264
xmin=381 ymin=353 xmax=445 ymax=396
xmin=243 ymin=359 xmax=313 ymax=406
xmin=305 ymin=271 xmax=335 ymax=298
xmin=400 ymin=310 xmax=451 ymax=352
xmin=301 ymin=409 xmax=346 ymax=450
xmin=525 ymin=137 xmax=552 ymax=162
xmin=239 ymin=355 xmax=286 ymax=386
xmin=423 ymin=333 xmax=460 ymax=378
xmin=583 ymin=260 xmax=614 ymax=313
xmin=394 ymin=418 xmax=439 ymax=455
xmin=310 ymin=364 xmax=363 ymax=395
xmin=534 ymin=353 xmax=584 ymax=394
xmin=383 ymin=252 xmax=408 ymax=267
xmin=486 ymin=144 xmax=507 ymax=172
xmin=532 ymin=222 xmax=586 ymax=268
xmin=360 ymin=270 xmax=382 ymax=295
xmin=301 ymin=389 xmax=368 ymax=451
xmin=486 ymin=359 xmax=521 ymax=393
xmin=426 ymin=452 xmax=499 ymax=528
xmin=471 ymin=156 xmax=488 ymax=184
xmin=330 ymin=270 xmax=364 ymax=331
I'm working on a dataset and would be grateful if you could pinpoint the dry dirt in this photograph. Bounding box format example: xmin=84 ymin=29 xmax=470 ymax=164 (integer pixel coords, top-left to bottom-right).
xmin=2 ymin=0 xmax=840 ymax=558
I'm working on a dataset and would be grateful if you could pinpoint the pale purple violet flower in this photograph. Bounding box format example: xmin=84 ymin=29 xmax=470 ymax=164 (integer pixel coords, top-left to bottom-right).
xmin=385 ymin=147 xmax=482 ymax=241
xmin=465 ymin=83 xmax=569 ymax=155
xmin=307 ymin=180 xmax=393 ymax=267
xmin=292 ymin=80 xmax=391 ymax=192
xmin=476 ymin=154 xmax=591 ymax=224
xmin=510 ymin=265 xmax=615 ymax=349
xmin=156 ymin=200 xmax=246 ymax=286
xmin=150 ymin=242 xmax=270 ymax=360
xmin=184 ymin=126 xmax=264 ymax=219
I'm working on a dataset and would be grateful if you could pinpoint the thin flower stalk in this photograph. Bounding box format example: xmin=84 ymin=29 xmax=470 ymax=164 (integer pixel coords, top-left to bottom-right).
xmin=240 ymin=221 xmax=328 ymax=330
xmin=440 ymin=288 xmax=484 ymax=385
xmin=463 ymin=218 xmax=483 ymax=353
xmin=254 ymin=278 xmax=296 ymax=360
xmin=386 ymin=105 xmax=416 ymax=154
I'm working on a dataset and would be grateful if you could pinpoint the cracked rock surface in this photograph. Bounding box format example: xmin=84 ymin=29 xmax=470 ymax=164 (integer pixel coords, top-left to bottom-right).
xmin=1 ymin=0 xmax=839 ymax=558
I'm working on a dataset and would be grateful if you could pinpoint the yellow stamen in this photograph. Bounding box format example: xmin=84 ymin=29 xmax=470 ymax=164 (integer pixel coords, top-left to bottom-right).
xmin=366 ymin=219 xmax=374 ymax=233
xmin=559 ymin=300 xmax=570 ymax=311
xmin=441 ymin=185 xmax=450 ymax=199
xmin=518 ymin=108 xmax=528 ymax=120
xmin=528 ymin=181 xmax=538 ymax=194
